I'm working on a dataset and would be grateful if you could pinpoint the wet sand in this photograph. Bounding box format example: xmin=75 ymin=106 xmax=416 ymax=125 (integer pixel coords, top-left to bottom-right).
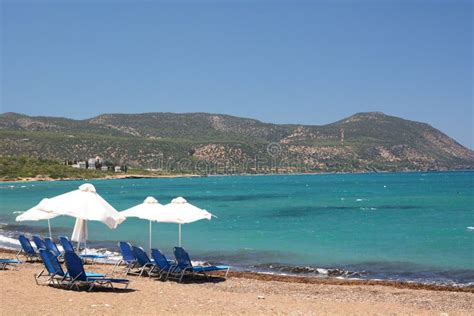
xmin=1 ymin=250 xmax=473 ymax=315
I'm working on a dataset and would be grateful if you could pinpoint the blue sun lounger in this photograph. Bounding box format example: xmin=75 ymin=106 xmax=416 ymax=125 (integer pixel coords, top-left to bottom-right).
xmin=150 ymin=248 xmax=175 ymax=280
xmin=0 ymin=259 xmax=21 ymax=270
xmin=32 ymin=235 xmax=47 ymax=250
xmin=35 ymin=249 xmax=105 ymax=287
xmin=171 ymin=247 xmax=230 ymax=282
xmin=64 ymin=251 xmax=129 ymax=291
xmin=59 ymin=236 xmax=107 ymax=263
xmin=17 ymin=235 xmax=39 ymax=262
xmin=44 ymin=237 xmax=62 ymax=259
xmin=132 ymin=246 xmax=158 ymax=277
xmin=112 ymin=241 xmax=137 ymax=274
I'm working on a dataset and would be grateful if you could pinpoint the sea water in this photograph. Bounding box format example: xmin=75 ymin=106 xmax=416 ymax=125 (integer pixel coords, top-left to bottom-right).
xmin=0 ymin=172 xmax=473 ymax=284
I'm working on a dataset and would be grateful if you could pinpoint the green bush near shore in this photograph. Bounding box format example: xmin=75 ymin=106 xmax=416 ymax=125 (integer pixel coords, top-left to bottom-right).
xmin=0 ymin=156 xmax=111 ymax=180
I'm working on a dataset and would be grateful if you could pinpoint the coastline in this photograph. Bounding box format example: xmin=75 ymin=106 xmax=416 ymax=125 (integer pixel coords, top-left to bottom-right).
xmin=1 ymin=248 xmax=473 ymax=315
xmin=1 ymin=168 xmax=472 ymax=183
xmin=0 ymin=173 xmax=203 ymax=183
xmin=1 ymin=247 xmax=472 ymax=293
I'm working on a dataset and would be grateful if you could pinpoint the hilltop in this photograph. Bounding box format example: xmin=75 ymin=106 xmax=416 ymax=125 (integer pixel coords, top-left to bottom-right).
xmin=1 ymin=111 xmax=473 ymax=174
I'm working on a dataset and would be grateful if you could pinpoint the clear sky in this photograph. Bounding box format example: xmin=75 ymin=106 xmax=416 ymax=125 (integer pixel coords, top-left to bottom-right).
xmin=1 ymin=0 xmax=472 ymax=148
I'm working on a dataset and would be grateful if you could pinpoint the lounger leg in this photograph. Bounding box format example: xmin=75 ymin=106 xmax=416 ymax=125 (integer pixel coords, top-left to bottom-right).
xmin=112 ymin=259 xmax=123 ymax=273
xmin=16 ymin=250 xmax=22 ymax=262
xmin=34 ymin=269 xmax=46 ymax=285
xmin=179 ymin=270 xmax=186 ymax=283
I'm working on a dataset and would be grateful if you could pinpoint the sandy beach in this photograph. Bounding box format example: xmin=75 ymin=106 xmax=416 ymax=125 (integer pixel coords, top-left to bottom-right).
xmin=1 ymin=250 xmax=473 ymax=315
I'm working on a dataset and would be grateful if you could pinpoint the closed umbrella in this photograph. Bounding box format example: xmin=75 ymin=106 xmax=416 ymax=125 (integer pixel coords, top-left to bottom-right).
xmin=161 ymin=197 xmax=214 ymax=246
xmin=120 ymin=196 xmax=165 ymax=253
xmin=38 ymin=183 xmax=125 ymax=250
xmin=16 ymin=198 xmax=58 ymax=237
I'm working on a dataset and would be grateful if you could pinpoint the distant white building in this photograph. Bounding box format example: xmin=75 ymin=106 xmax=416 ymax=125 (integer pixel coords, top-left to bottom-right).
xmin=88 ymin=158 xmax=97 ymax=167
xmin=101 ymin=166 xmax=109 ymax=171
xmin=114 ymin=166 xmax=122 ymax=173
xmin=77 ymin=161 xmax=86 ymax=169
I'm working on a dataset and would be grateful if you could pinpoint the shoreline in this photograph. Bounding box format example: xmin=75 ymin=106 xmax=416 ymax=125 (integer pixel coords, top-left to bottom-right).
xmin=2 ymin=249 xmax=473 ymax=314
xmin=1 ymin=168 xmax=472 ymax=183
xmin=0 ymin=173 xmax=203 ymax=183
xmin=1 ymin=247 xmax=472 ymax=294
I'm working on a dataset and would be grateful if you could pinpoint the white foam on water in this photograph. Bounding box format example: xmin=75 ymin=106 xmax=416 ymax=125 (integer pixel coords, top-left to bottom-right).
xmin=78 ymin=248 xmax=121 ymax=264
xmin=356 ymin=198 xmax=368 ymax=202
xmin=467 ymin=226 xmax=474 ymax=230
xmin=0 ymin=235 xmax=20 ymax=249
xmin=360 ymin=207 xmax=377 ymax=211
xmin=12 ymin=211 xmax=23 ymax=214
xmin=316 ymin=268 xmax=328 ymax=275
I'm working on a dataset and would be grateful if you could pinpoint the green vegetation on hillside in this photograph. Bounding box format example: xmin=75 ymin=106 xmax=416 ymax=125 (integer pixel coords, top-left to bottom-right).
xmin=0 ymin=156 xmax=110 ymax=180
xmin=1 ymin=111 xmax=473 ymax=174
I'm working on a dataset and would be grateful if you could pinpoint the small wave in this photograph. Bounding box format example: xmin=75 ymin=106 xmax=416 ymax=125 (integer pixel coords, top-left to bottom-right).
xmin=467 ymin=226 xmax=474 ymax=230
xmin=12 ymin=211 xmax=23 ymax=214
xmin=356 ymin=198 xmax=368 ymax=202
xmin=360 ymin=207 xmax=377 ymax=211
xmin=0 ymin=185 xmax=17 ymax=190
xmin=0 ymin=235 xmax=21 ymax=249
xmin=250 ymin=263 xmax=357 ymax=277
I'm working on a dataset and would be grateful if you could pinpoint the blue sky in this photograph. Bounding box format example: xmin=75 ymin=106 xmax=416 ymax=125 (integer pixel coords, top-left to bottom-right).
xmin=1 ymin=0 xmax=472 ymax=148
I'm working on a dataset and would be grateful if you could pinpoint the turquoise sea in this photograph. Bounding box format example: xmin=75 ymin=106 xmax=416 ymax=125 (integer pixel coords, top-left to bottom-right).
xmin=0 ymin=172 xmax=473 ymax=284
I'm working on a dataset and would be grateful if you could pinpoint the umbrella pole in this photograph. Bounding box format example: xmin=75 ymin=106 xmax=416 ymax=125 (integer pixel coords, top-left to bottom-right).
xmin=47 ymin=218 xmax=52 ymax=238
xmin=179 ymin=224 xmax=182 ymax=247
xmin=149 ymin=220 xmax=152 ymax=254
xmin=84 ymin=220 xmax=87 ymax=255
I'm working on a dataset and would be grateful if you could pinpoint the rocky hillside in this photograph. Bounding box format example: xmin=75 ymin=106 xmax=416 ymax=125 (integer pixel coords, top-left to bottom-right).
xmin=1 ymin=111 xmax=473 ymax=173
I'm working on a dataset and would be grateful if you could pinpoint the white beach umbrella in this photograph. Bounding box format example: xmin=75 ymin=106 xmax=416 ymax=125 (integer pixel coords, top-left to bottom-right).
xmin=38 ymin=183 xmax=125 ymax=250
xmin=120 ymin=196 xmax=166 ymax=253
xmin=15 ymin=198 xmax=59 ymax=237
xmin=161 ymin=197 xmax=214 ymax=246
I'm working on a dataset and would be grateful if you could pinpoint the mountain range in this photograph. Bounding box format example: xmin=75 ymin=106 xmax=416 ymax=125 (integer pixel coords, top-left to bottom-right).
xmin=1 ymin=111 xmax=473 ymax=173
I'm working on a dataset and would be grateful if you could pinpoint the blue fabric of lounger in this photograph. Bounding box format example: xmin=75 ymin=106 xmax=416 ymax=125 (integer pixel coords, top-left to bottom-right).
xmin=64 ymin=251 xmax=129 ymax=290
xmin=0 ymin=258 xmax=20 ymax=269
xmin=0 ymin=259 xmax=20 ymax=264
xmin=32 ymin=235 xmax=47 ymax=250
xmin=172 ymin=247 xmax=230 ymax=282
xmin=18 ymin=235 xmax=38 ymax=261
xmin=192 ymin=265 xmax=230 ymax=272
xmin=44 ymin=237 xmax=62 ymax=258
xmin=132 ymin=246 xmax=157 ymax=276
xmin=37 ymin=249 xmax=105 ymax=282
xmin=59 ymin=236 xmax=75 ymax=252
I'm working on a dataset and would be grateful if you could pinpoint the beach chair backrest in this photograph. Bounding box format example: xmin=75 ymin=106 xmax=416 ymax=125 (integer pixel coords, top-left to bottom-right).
xmin=173 ymin=247 xmax=193 ymax=269
xmin=19 ymin=235 xmax=36 ymax=255
xmin=118 ymin=241 xmax=135 ymax=263
xmin=32 ymin=235 xmax=47 ymax=250
xmin=39 ymin=249 xmax=65 ymax=276
xmin=151 ymin=248 xmax=169 ymax=269
xmin=44 ymin=237 xmax=61 ymax=257
xmin=59 ymin=236 xmax=75 ymax=252
xmin=132 ymin=246 xmax=151 ymax=267
xmin=64 ymin=251 xmax=87 ymax=281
